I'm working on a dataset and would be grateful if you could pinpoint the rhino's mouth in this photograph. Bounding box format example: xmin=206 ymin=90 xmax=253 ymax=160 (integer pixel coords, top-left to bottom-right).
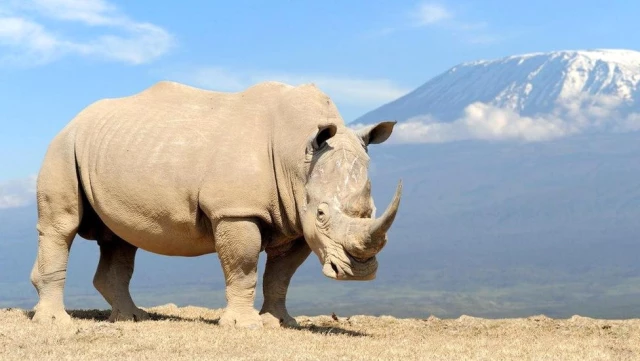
xmin=322 ymin=250 xmax=378 ymax=281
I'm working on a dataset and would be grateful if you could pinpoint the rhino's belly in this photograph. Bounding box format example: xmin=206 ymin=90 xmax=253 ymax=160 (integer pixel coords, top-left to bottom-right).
xmin=98 ymin=208 xmax=215 ymax=256
xmin=87 ymin=186 xmax=215 ymax=257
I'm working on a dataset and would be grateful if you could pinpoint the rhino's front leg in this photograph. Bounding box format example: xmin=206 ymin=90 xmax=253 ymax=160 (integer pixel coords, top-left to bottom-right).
xmin=214 ymin=218 xmax=263 ymax=329
xmin=260 ymin=239 xmax=311 ymax=328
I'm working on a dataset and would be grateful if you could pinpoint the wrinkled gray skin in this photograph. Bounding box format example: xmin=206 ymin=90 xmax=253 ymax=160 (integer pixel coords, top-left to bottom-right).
xmin=30 ymin=81 xmax=401 ymax=328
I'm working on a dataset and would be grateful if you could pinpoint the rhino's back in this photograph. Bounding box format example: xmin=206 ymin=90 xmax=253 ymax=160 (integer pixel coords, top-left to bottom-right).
xmin=70 ymin=81 xmax=290 ymax=255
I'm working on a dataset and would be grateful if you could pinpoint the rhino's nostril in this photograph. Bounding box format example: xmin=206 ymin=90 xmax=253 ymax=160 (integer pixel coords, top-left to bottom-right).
xmin=330 ymin=261 xmax=339 ymax=275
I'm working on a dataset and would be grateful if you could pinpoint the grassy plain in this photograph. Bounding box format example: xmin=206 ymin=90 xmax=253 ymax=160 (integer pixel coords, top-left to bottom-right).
xmin=1 ymin=304 xmax=639 ymax=361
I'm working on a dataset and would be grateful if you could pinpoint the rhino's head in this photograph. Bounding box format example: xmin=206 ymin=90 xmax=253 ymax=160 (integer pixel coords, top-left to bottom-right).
xmin=301 ymin=121 xmax=402 ymax=281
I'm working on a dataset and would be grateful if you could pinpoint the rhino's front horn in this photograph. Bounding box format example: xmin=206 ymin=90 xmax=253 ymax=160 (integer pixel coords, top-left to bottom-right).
xmin=369 ymin=180 xmax=403 ymax=242
xmin=342 ymin=180 xmax=402 ymax=261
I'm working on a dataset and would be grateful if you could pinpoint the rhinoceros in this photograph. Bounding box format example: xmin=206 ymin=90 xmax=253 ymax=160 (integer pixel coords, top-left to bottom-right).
xmin=30 ymin=81 xmax=402 ymax=328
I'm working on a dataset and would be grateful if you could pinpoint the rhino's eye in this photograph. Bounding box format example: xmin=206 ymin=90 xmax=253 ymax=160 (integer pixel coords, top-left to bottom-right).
xmin=316 ymin=204 xmax=330 ymax=223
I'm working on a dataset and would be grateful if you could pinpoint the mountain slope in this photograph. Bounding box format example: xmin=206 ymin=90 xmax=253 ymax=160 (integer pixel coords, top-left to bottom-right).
xmin=354 ymin=49 xmax=640 ymax=125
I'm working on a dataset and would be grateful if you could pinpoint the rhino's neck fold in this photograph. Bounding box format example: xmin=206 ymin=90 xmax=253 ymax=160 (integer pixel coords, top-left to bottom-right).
xmin=270 ymin=137 xmax=305 ymax=241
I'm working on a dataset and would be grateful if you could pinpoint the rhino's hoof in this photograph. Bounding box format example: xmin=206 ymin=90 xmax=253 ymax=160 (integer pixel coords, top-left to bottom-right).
xmin=32 ymin=308 xmax=72 ymax=324
xmin=282 ymin=316 xmax=299 ymax=328
xmin=109 ymin=307 xmax=150 ymax=322
xmin=260 ymin=312 xmax=299 ymax=328
xmin=219 ymin=308 xmax=263 ymax=329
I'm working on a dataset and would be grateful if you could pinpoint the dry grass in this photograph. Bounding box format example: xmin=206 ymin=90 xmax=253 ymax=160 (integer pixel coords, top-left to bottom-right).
xmin=1 ymin=304 xmax=639 ymax=361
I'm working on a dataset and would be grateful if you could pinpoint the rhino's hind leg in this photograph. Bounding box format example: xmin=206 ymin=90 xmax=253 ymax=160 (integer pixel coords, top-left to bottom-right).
xmin=260 ymin=239 xmax=311 ymax=328
xmin=30 ymin=134 xmax=82 ymax=324
xmin=30 ymin=220 xmax=77 ymax=324
xmin=214 ymin=218 xmax=263 ymax=329
xmin=93 ymin=234 xmax=149 ymax=322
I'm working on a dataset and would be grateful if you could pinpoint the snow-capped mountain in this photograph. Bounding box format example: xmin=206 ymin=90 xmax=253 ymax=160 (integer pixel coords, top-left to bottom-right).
xmin=354 ymin=49 xmax=640 ymax=125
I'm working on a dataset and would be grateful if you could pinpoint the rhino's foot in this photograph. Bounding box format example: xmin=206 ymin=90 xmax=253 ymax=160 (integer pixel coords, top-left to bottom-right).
xmin=32 ymin=303 xmax=72 ymax=324
xmin=260 ymin=311 xmax=299 ymax=328
xmin=219 ymin=308 xmax=263 ymax=329
xmin=108 ymin=306 xmax=150 ymax=322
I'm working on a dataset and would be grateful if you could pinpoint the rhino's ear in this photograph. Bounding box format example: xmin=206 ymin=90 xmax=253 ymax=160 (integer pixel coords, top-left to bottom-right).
xmin=311 ymin=123 xmax=338 ymax=150
xmin=357 ymin=121 xmax=397 ymax=145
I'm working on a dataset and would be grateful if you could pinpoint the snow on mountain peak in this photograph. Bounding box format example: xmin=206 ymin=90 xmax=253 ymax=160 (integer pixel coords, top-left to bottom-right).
xmin=353 ymin=49 xmax=640 ymax=143
xmin=466 ymin=49 xmax=640 ymax=68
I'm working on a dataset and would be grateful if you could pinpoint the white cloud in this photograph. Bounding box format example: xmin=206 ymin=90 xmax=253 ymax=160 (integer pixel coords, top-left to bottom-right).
xmin=0 ymin=17 xmax=60 ymax=65
xmin=394 ymin=104 xmax=574 ymax=143
xmin=175 ymin=67 xmax=411 ymax=107
xmin=410 ymin=2 xmax=500 ymax=45
xmin=258 ymin=74 xmax=411 ymax=106
xmin=185 ymin=67 xmax=248 ymax=92
xmin=415 ymin=3 xmax=452 ymax=25
xmin=351 ymin=95 xmax=640 ymax=143
xmin=28 ymin=0 xmax=121 ymax=26
xmin=0 ymin=0 xmax=173 ymax=66
xmin=0 ymin=175 xmax=36 ymax=209
xmin=617 ymin=113 xmax=640 ymax=132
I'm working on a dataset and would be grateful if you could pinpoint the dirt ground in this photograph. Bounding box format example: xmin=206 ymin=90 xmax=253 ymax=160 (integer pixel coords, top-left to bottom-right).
xmin=1 ymin=304 xmax=639 ymax=361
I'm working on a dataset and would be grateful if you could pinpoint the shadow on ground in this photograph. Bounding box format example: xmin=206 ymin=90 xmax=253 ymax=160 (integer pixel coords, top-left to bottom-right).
xmin=24 ymin=309 xmax=219 ymax=325
xmin=299 ymin=324 xmax=368 ymax=337
xmin=21 ymin=308 xmax=369 ymax=336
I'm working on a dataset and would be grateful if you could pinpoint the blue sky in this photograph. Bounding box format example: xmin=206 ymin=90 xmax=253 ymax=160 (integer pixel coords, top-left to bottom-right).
xmin=1 ymin=0 xmax=639 ymax=205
